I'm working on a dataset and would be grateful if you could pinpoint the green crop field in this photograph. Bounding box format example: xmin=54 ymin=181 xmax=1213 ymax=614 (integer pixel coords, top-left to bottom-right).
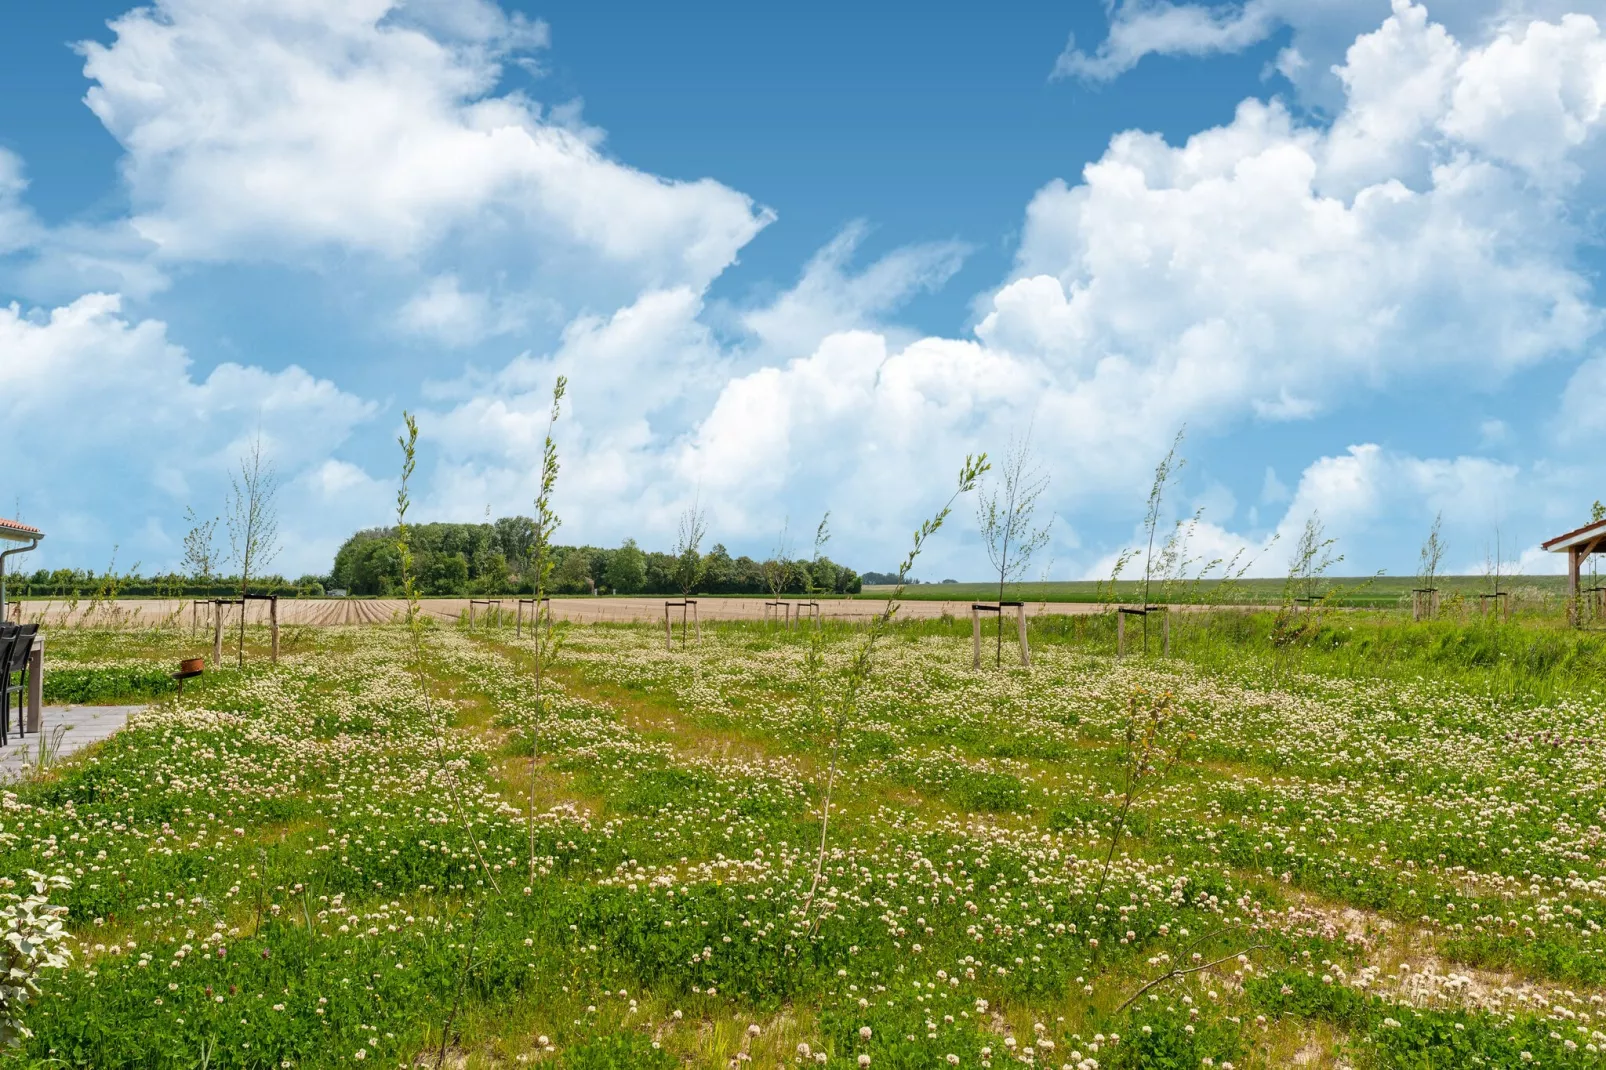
xmin=871 ymin=575 xmax=1577 ymax=609
xmin=4 ymin=608 xmax=1606 ymax=1069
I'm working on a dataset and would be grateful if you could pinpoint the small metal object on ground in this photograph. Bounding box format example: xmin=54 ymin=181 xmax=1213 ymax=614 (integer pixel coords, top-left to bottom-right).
xmin=172 ymin=663 xmax=204 ymax=697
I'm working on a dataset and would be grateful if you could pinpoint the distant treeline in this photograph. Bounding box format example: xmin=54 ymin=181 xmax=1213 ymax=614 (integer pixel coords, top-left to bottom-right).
xmin=8 ymin=571 xmax=325 ymax=599
xmin=9 ymin=517 xmax=869 ymax=599
xmin=329 ymin=519 xmax=862 ymax=597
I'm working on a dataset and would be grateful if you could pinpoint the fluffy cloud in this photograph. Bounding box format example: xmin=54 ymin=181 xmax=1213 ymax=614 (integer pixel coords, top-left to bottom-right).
xmin=77 ymin=0 xmax=771 ymax=304
xmin=10 ymin=0 xmax=1606 ymax=581
xmin=1054 ymin=0 xmax=1606 ymax=102
xmin=1054 ymin=0 xmax=1289 ymax=82
xmin=0 ymin=294 xmax=379 ymax=574
xmin=670 ymin=5 xmax=1598 ymax=551
xmin=1080 ymin=443 xmax=1564 ymax=581
xmin=640 ymin=3 xmax=1606 ymax=578
xmin=735 ymin=223 xmax=971 ymax=360
xmin=0 ymin=151 xmax=38 ymax=256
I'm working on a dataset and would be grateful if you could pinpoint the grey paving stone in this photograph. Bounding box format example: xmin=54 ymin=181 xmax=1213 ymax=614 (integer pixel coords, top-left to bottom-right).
xmin=0 ymin=705 xmax=144 ymax=782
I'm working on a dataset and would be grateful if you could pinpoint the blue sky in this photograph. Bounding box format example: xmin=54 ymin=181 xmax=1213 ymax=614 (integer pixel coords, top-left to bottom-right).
xmin=2 ymin=0 xmax=1605 ymax=581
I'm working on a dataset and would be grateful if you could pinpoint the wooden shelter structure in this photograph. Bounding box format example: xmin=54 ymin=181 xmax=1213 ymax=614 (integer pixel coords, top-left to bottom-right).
xmin=1541 ymin=518 xmax=1606 ymax=625
xmin=0 ymin=517 xmax=43 ymax=623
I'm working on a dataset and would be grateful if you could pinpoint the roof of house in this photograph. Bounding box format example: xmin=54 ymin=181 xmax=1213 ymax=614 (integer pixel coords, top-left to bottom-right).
xmin=0 ymin=517 xmax=42 ymax=544
xmin=1541 ymin=518 xmax=1606 ymax=552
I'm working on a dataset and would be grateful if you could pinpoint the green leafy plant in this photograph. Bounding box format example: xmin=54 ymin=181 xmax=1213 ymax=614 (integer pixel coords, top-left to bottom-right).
xmin=0 ymin=872 xmax=72 ymax=1046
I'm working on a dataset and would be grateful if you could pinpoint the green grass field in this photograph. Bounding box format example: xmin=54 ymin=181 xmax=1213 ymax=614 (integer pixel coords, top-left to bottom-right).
xmin=3 ymin=609 xmax=1605 ymax=1069
xmin=873 ymin=574 xmax=1577 ymax=609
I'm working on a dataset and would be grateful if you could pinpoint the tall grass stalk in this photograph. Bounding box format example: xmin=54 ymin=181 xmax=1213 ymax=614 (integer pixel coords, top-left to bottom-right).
xmin=1137 ymin=429 xmax=1184 ymax=651
xmin=527 ymin=377 xmax=566 ymax=882
xmin=395 ymin=414 xmax=502 ymax=896
xmin=802 ymin=453 xmax=989 ymax=926
xmin=1090 ymin=688 xmax=1188 ymax=916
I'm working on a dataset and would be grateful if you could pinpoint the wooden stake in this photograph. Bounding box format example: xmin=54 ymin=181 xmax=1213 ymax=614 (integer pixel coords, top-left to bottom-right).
xmin=213 ymin=601 xmax=224 ymax=668
xmin=971 ymin=605 xmax=981 ymax=670
xmin=1116 ymin=610 xmax=1125 ymax=658
xmin=270 ymin=596 xmax=279 ymax=664
xmin=664 ymin=603 xmax=673 ymax=651
xmin=1163 ymin=608 xmax=1171 ymax=657
xmin=1017 ymin=604 xmax=1030 ymax=667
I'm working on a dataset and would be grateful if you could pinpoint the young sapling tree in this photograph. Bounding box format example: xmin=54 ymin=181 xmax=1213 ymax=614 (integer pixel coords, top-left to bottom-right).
xmin=526 ymin=376 xmax=566 ymax=881
xmin=975 ymin=434 xmax=1051 ymax=666
xmin=1273 ymin=513 xmax=1342 ymax=653
xmin=180 ymin=507 xmax=219 ymax=584
xmin=802 ymin=453 xmax=989 ymax=926
xmin=394 ymin=414 xmax=501 ymax=896
xmin=671 ymin=498 xmax=708 ymax=642
xmin=763 ymin=520 xmax=796 ymax=625
xmin=1416 ymin=512 xmax=1446 ymax=620
xmin=226 ymin=434 xmax=280 ymax=667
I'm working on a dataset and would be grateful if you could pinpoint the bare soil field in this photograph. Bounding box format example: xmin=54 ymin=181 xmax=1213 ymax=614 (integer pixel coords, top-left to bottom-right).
xmin=13 ymin=594 xmax=1114 ymax=628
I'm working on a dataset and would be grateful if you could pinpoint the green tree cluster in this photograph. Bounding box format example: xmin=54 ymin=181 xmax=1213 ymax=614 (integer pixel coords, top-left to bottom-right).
xmin=13 ymin=569 xmax=322 ymax=599
xmin=328 ymin=519 xmax=862 ymax=597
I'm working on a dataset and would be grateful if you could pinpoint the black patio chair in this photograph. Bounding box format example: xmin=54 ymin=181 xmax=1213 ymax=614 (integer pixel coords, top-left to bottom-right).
xmin=2 ymin=623 xmax=36 ymax=743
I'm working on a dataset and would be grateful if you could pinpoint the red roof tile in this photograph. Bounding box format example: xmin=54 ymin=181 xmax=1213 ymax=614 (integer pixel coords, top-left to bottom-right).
xmin=0 ymin=517 xmax=41 ymax=536
xmin=1541 ymin=518 xmax=1606 ymax=550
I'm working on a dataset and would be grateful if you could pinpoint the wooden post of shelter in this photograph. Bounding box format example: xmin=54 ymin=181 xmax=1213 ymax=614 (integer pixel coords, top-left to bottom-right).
xmin=25 ymin=636 xmax=42 ymax=735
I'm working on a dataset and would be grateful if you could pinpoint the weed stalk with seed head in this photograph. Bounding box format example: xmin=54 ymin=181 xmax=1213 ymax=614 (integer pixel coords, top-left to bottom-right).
xmin=395 ymin=413 xmax=502 ymax=895
xmin=802 ymin=453 xmax=989 ymax=926
xmin=528 ymin=376 xmax=566 ymax=881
